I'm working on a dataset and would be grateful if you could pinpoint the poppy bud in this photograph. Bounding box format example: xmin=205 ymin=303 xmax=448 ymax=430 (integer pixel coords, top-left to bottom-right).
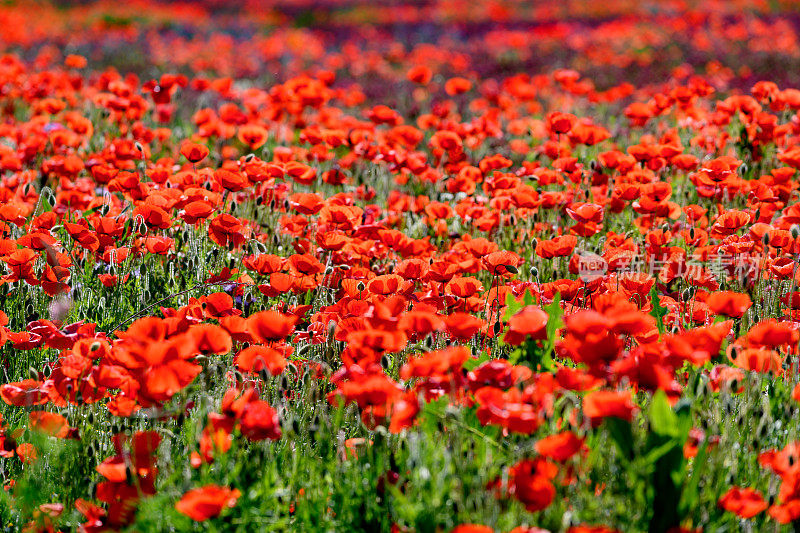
xmin=135 ymin=141 xmax=143 ymax=152
xmin=737 ymin=163 xmax=748 ymax=175
xmin=357 ymin=282 xmax=365 ymax=292
xmin=43 ymin=365 xmax=51 ymax=378
xmin=380 ymin=355 xmax=391 ymax=369
xmin=245 ymin=153 xmax=255 ymax=162
xmin=689 ymin=227 xmax=695 ymax=240
xmin=762 ymin=233 xmax=770 ymax=246
xmin=28 ymin=367 xmax=38 ymax=380
xmin=792 ymin=225 xmax=800 ymax=239
xmin=530 ymin=266 xmax=539 ymax=279
xmin=493 ymin=320 xmax=501 ymax=335
xmin=504 ymin=264 xmax=518 ymax=274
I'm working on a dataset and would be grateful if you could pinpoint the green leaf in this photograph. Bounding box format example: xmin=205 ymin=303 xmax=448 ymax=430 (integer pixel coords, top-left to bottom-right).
xmin=649 ymin=285 xmax=668 ymax=335
xmin=642 ymin=438 xmax=680 ymax=465
xmin=649 ymin=390 xmax=678 ymax=437
xmin=679 ymin=439 xmax=709 ymax=516
xmin=417 ymin=396 xmax=450 ymax=435
xmin=503 ymin=288 xmax=537 ymax=322
xmin=507 ymin=346 xmax=523 ymax=366
xmin=463 ymin=350 xmax=490 ymax=371
xmin=544 ymin=292 xmax=564 ymax=343
xmin=604 ymin=416 xmax=635 ymax=463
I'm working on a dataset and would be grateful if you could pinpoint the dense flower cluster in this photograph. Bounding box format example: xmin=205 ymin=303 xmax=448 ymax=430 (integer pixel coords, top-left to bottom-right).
xmin=2 ymin=1 xmax=800 ymax=532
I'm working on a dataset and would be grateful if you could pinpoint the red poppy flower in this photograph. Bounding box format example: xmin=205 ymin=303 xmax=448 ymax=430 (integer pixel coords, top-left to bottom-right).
xmin=180 ymin=141 xmax=209 ymax=163
xmin=175 ymin=485 xmax=241 ymax=521
xmin=507 ymin=458 xmax=557 ymax=512
xmin=535 ymin=431 xmax=584 ymax=462
xmin=718 ymin=487 xmax=767 ymax=518
xmin=234 ymin=345 xmax=287 ymax=375
xmin=247 ymin=310 xmax=298 ymax=342
xmin=583 ymin=390 xmax=636 ymax=422
xmin=504 ymin=305 xmax=549 ymax=345
xmin=29 ymin=411 xmax=69 ymax=438
xmin=707 ymin=291 xmax=752 ymax=318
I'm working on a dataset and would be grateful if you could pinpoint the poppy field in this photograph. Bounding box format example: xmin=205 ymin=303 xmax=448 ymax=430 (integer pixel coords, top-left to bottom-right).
xmin=7 ymin=0 xmax=800 ymax=531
